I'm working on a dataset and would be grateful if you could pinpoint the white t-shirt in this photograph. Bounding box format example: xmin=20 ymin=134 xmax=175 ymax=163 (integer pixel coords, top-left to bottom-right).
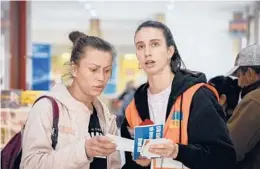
xmin=147 ymin=84 xmax=172 ymax=124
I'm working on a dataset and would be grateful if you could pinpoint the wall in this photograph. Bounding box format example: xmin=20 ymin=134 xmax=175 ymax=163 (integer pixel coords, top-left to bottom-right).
xmin=165 ymin=2 xmax=238 ymax=79
xmin=259 ymin=11 xmax=260 ymax=43
xmin=1 ymin=1 xmax=11 ymax=90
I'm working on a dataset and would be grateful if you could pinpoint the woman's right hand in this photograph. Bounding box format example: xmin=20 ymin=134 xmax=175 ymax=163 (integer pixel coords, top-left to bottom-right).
xmin=85 ymin=136 xmax=116 ymax=158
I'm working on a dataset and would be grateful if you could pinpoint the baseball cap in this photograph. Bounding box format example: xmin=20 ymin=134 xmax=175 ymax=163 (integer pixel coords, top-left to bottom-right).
xmin=227 ymin=43 xmax=260 ymax=77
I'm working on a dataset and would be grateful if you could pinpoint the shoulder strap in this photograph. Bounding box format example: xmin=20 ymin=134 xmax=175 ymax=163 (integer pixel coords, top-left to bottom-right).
xmin=33 ymin=96 xmax=59 ymax=150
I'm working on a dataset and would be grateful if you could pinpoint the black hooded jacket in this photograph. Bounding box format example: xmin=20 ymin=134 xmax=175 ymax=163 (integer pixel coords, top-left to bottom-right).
xmin=121 ymin=70 xmax=236 ymax=169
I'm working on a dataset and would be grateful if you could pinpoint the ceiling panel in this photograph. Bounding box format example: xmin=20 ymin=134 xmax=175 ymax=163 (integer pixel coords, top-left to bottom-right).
xmin=31 ymin=1 xmax=253 ymax=46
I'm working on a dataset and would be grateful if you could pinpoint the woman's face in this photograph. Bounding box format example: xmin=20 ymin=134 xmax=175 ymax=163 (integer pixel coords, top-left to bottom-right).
xmin=72 ymin=47 xmax=113 ymax=97
xmin=134 ymin=27 xmax=174 ymax=76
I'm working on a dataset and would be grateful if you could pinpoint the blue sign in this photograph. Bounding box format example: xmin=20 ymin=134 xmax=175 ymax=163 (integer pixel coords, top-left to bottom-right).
xmin=103 ymin=63 xmax=117 ymax=95
xmin=31 ymin=44 xmax=51 ymax=91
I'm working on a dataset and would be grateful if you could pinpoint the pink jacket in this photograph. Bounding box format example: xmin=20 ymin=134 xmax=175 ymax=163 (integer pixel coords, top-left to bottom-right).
xmin=20 ymin=84 xmax=121 ymax=169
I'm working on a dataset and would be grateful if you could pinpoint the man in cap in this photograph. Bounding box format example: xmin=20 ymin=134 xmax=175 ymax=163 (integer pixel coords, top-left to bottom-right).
xmin=227 ymin=43 xmax=260 ymax=169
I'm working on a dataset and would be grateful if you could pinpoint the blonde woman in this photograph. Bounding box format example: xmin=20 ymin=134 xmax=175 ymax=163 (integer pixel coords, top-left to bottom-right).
xmin=20 ymin=31 xmax=121 ymax=169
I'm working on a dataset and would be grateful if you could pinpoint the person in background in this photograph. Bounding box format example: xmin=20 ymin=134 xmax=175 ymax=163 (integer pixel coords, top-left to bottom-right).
xmin=20 ymin=31 xmax=121 ymax=169
xmin=116 ymin=81 xmax=136 ymax=127
xmin=208 ymin=76 xmax=241 ymax=121
xmin=227 ymin=44 xmax=260 ymax=169
xmin=121 ymin=20 xmax=236 ymax=169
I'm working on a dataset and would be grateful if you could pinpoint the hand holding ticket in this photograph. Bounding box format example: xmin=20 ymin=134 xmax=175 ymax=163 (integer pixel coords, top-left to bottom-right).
xmin=106 ymin=134 xmax=134 ymax=152
xmin=141 ymin=138 xmax=170 ymax=159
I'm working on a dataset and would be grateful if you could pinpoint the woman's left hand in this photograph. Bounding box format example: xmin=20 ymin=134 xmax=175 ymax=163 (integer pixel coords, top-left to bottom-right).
xmin=148 ymin=139 xmax=179 ymax=159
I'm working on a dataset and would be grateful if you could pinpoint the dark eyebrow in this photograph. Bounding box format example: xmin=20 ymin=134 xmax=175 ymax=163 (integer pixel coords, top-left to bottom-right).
xmin=135 ymin=39 xmax=161 ymax=45
xmin=88 ymin=63 xmax=112 ymax=68
xmin=135 ymin=41 xmax=144 ymax=46
xmin=150 ymin=39 xmax=161 ymax=42
xmin=87 ymin=63 xmax=100 ymax=67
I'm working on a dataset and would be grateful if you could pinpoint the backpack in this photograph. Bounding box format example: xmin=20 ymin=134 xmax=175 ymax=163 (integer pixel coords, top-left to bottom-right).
xmin=1 ymin=96 xmax=59 ymax=169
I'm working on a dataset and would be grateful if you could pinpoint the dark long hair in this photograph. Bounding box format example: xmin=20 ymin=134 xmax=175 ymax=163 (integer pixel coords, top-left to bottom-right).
xmin=209 ymin=76 xmax=241 ymax=112
xmin=135 ymin=20 xmax=185 ymax=73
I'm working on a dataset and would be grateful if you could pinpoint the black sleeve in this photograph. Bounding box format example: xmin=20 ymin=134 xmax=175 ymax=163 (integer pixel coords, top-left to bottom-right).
xmin=175 ymin=87 xmax=236 ymax=169
xmin=120 ymin=118 xmax=150 ymax=169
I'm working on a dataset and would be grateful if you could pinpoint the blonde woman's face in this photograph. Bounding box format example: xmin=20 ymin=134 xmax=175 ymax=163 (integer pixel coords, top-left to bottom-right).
xmin=72 ymin=47 xmax=113 ymax=96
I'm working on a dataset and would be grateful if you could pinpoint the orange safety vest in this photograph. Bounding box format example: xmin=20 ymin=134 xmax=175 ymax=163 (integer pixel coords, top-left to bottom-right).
xmin=125 ymin=83 xmax=219 ymax=169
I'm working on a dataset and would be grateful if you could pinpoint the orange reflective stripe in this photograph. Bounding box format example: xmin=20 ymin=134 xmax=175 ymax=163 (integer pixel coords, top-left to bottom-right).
xmin=125 ymin=100 xmax=142 ymax=129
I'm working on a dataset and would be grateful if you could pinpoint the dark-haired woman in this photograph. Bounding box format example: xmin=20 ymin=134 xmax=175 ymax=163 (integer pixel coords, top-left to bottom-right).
xmin=121 ymin=20 xmax=236 ymax=169
xmin=209 ymin=76 xmax=241 ymax=121
xmin=20 ymin=31 xmax=121 ymax=169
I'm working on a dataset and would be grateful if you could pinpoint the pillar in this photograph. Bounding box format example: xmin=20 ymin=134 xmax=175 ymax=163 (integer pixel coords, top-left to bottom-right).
xmin=9 ymin=1 xmax=27 ymax=90
xmin=88 ymin=19 xmax=102 ymax=37
xmin=229 ymin=12 xmax=246 ymax=57
xmin=254 ymin=2 xmax=260 ymax=44
xmin=155 ymin=13 xmax=165 ymax=24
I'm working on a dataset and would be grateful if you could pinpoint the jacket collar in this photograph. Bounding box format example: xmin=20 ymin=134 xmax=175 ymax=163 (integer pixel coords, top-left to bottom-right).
xmin=46 ymin=83 xmax=115 ymax=121
xmin=241 ymin=80 xmax=260 ymax=98
xmin=133 ymin=70 xmax=207 ymax=122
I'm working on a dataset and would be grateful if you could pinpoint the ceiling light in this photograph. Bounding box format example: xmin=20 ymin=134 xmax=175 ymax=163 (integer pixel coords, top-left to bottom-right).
xmin=167 ymin=4 xmax=174 ymax=11
xmin=84 ymin=3 xmax=92 ymax=10
xmin=78 ymin=0 xmax=87 ymax=3
xmin=89 ymin=9 xmax=98 ymax=18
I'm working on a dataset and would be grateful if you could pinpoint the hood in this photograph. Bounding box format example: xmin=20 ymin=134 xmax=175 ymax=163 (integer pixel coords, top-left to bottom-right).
xmin=44 ymin=83 xmax=89 ymax=112
xmin=135 ymin=69 xmax=207 ymax=99
xmin=43 ymin=83 xmax=114 ymax=121
xmin=133 ymin=69 xmax=207 ymax=121
xmin=168 ymin=69 xmax=207 ymax=98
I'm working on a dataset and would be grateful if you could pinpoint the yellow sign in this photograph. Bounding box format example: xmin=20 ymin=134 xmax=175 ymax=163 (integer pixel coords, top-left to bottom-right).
xmin=20 ymin=90 xmax=43 ymax=105
xmin=118 ymin=54 xmax=146 ymax=93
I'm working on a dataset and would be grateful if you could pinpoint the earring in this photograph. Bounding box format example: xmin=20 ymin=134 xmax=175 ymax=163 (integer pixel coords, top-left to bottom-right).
xmin=138 ymin=63 xmax=142 ymax=69
xmin=71 ymin=69 xmax=76 ymax=77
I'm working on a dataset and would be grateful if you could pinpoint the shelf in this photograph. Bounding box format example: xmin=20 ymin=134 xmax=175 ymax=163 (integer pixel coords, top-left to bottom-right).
xmin=0 ymin=107 xmax=31 ymax=112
